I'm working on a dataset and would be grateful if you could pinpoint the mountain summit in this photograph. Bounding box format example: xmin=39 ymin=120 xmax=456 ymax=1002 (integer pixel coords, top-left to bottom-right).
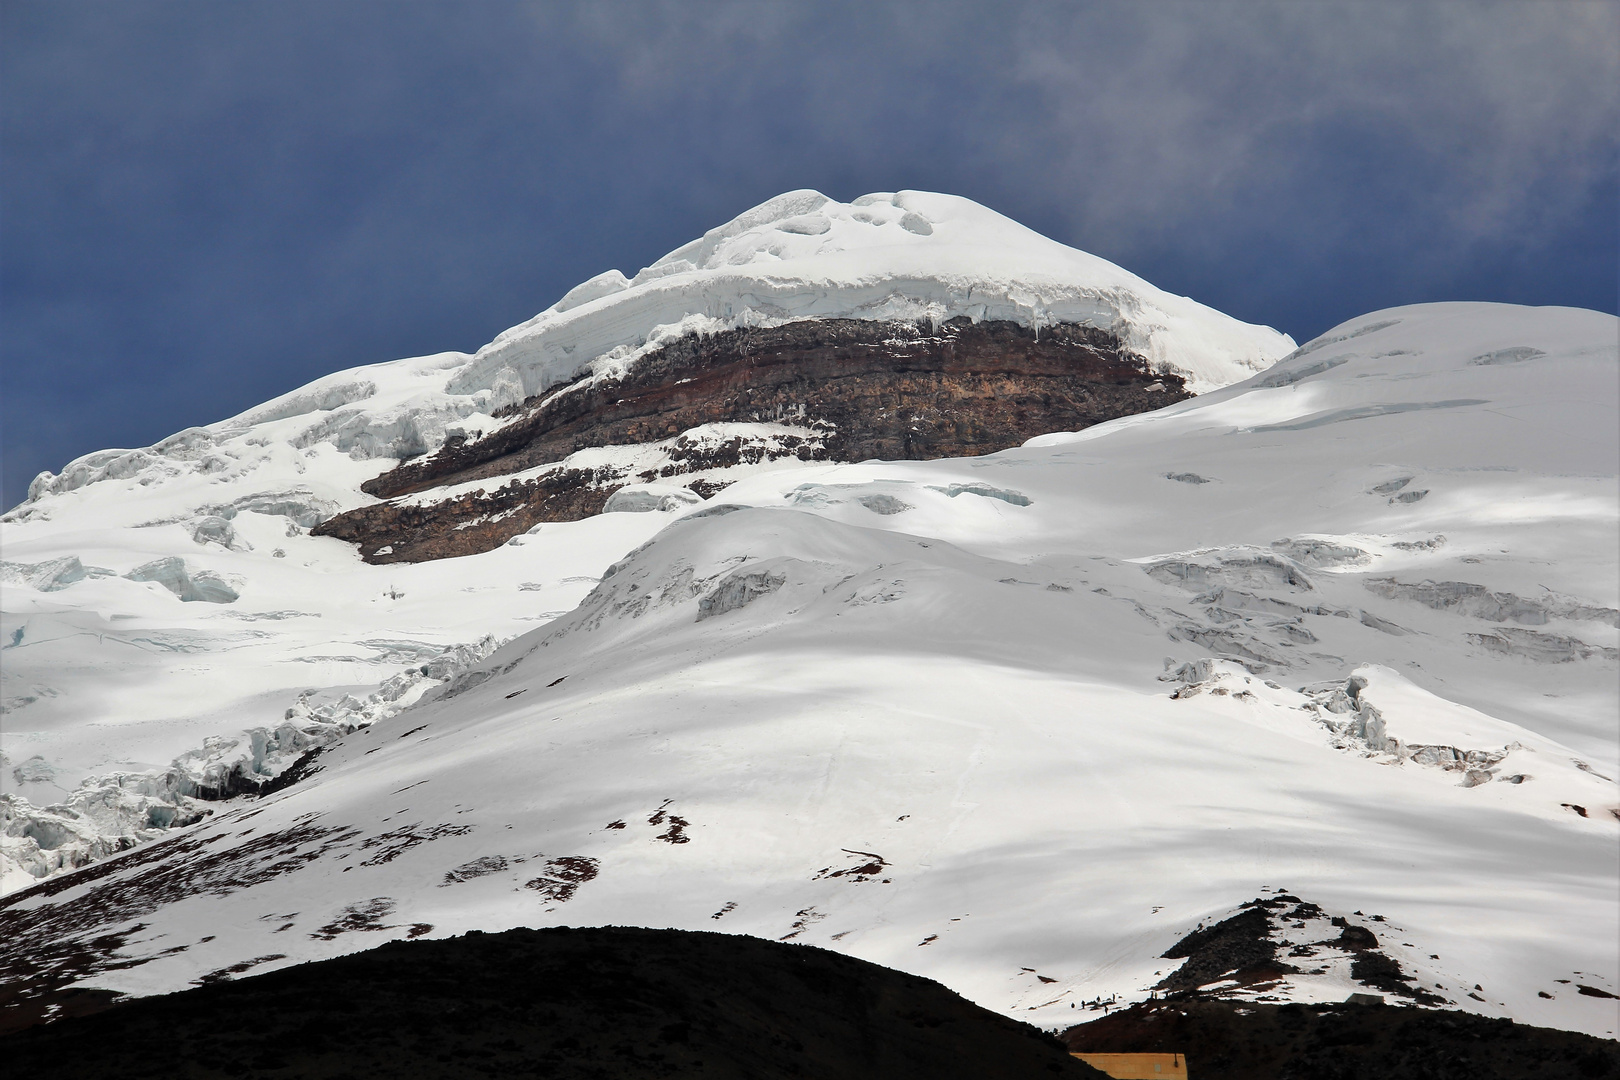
xmin=15 ymin=191 xmax=1294 ymax=564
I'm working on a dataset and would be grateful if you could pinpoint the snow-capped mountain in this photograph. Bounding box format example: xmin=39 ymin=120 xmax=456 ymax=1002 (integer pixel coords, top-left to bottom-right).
xmin=0 ymin=189 xmax=1293 ymax=886
xmin=2 ymin=192 xmax=1615 ymax=1040
xmin=13 ymin=192 xmax=1296 ymax=570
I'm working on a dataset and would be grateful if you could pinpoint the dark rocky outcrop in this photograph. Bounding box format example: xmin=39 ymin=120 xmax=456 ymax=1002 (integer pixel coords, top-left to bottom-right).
xmin=1157 ymin=904 xmax=1295 ymax=993
xmin=372 ymin=317 xmax=1178 ymax=499
xmin=315 ymin=317 xmax=1186 ymax=563
xmin=0 ymin=925 xmax=1107 ymax=1079
xmin=314 ymin=465 xmax=626 ymax=564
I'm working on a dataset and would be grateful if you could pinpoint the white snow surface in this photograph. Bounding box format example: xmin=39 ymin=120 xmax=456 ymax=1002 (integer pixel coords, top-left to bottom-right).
xmin=2 ymin=291 xmax=1615 ymax=1040
xmin=455 ymin=189 xmax=1294 ymax=398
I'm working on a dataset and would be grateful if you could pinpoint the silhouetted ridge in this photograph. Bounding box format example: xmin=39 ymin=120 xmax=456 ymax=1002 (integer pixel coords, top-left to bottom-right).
xmin=2 ymin=925 xmax=1107 ymax=1079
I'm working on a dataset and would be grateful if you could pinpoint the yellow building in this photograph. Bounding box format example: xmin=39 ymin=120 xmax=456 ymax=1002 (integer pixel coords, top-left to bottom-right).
xmin=1071 ymin=1051 xmax=1189 ymax=1079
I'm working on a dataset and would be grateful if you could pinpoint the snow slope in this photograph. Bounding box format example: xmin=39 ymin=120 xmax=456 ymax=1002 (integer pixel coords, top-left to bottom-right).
xmin=3 ymin=301 xmax=1614 ymax=1039
xmin=1 ymin=190 xmax=1292 ymax=886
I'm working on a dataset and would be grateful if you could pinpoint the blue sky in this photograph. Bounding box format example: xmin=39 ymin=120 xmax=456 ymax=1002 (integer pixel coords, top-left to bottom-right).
xmin=3 ymin=1 xmax=1616 ymax=508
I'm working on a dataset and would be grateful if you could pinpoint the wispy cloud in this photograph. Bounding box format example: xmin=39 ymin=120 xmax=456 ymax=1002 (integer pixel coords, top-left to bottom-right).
xmin=551 ymin=1 xmax=1616 ymax=253
xmin=1004 ymin=2 xmax=1618 ymax=249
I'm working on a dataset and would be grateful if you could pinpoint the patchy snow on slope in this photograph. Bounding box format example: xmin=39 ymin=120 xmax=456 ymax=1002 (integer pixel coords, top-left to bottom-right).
xmin=387 ymin=421 xmax=833 ymax=511
xmin=2 ymin=301 xmax=1613 ymax=1041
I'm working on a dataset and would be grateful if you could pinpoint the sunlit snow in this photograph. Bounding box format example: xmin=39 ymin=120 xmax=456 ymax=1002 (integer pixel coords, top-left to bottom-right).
xmin=0 ymin=195 xmax=1613 ymax=1040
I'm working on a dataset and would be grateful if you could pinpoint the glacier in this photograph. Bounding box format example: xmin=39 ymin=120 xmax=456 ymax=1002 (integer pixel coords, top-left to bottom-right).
xmin=0 ymin=191 xmax=1614 ymax=1041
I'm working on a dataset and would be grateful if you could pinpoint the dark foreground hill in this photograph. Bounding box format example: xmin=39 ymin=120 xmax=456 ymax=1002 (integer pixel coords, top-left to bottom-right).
xmin=1063 ymin=998 xmax=1619 ymax=1080
xmin=0 ymin=925 xmax=1105 ymax=1079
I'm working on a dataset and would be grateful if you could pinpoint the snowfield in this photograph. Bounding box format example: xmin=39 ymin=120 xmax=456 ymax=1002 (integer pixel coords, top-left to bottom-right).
xmin=1 ymin=194 xmax=1614 ymax=1041
xmin=0 ymin=189 xmax=1293 ymax=889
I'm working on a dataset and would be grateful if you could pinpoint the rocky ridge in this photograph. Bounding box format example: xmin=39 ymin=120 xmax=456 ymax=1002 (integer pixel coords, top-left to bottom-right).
xmin=315 ymin=317 xmax=1184 ymax=563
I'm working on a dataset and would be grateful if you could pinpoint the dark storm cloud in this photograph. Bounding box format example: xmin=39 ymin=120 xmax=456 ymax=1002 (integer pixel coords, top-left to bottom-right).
xmin=2 ymin=0 xmax=1615 ymax=507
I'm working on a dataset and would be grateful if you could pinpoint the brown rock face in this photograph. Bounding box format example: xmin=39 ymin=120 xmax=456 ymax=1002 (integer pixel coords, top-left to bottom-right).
xmin=314 ymin=317 xmax=1187 ymax=563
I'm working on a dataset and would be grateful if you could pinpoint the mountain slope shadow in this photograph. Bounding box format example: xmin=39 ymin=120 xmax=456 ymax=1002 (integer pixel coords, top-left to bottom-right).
xmin=1 ymin=925 xmax=1106 ymax=1079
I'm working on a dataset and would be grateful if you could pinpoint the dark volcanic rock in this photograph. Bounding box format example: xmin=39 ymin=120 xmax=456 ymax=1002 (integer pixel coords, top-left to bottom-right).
xmin=1158 ymin=904 xmax=1295 ymax=992
xmin=374 ymin=317 xmax=1177 ymax=497
xmin=1064 ymin=999 xmax=1619 ymax=1080
xmin=315 ymin=316 xmax=1185 ymax=563
xmin=0 ymin=925 xmax=1107 ymax=1079
xmin=314 ymin=465 xmax=623 ymax=565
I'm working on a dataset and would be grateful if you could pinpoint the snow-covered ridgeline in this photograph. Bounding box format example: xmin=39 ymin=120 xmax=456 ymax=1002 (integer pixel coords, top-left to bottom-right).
xmin=453 ymin=189 xmax=1293 ymax=401
xmin=11 ymin=190 xmax=1293 ymax=512
xmin=13 ymin=373 xmax=491 ymax=510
